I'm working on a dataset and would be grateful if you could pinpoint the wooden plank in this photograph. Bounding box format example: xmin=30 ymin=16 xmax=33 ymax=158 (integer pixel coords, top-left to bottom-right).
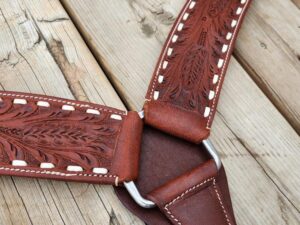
xmin=234 ymin=0 xmax=300 ymax=133
xmin=63 ymin=0 xmax=300 ymax=133
xmin=62 ymin=1 xmax=300 ymax=224
xmin=62 ymin=0 xmax=186 ymax=110
xmin=292 ymin=0 xmax=300 ymax=8
xmin=0 ymin=0 xmax=143 ymax=224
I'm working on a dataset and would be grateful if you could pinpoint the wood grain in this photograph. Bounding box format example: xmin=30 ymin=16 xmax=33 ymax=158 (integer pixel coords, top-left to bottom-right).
xmin=0 ymin=0 xmax=143 ymax=224
xmin=61 ymin=0 xmax=300 ymax=224
xmin=235 ymin=0 xmax=300 ymax=134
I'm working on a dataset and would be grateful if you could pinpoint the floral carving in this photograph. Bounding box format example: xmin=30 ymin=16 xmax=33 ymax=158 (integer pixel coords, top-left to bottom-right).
xmin=208 ymin=0 xmax=230 ymax=17
xmin=153 ymin=0 xmax=238 ymax=115
xmin=0 ymin=98 xmax=122 ymax=170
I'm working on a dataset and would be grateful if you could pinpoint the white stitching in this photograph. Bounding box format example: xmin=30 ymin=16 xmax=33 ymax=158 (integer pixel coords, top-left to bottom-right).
xmin=207 ymin=0 xmax=249 ymax=128
xmin=149 ymin=0 xmax=195 ymax=99
xmin=0 ymin=92 xmax=122 ymax=182
xmin=164 ymin=177 xmax=214 ymax=225
xmin=0 ymin=166 xmax=117 ymax=179
xmin=213 ymin=178 xmax=232 ymax=225
xmin=0 ymin=92 xmax=125 ymax=116
xmin=163 ymin=178 xmax=232 ymax=225
xmin=149 ymin=0 xmax=248 ymax=123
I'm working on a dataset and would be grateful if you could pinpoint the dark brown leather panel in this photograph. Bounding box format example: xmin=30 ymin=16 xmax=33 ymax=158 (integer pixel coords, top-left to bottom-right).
xmin=0 ymin=91 xmax=142 ymax=184
xmin=115 ymin=126 xmax=235 ymax=225
xmin=145 ymin=0 xmax=252 ymax=143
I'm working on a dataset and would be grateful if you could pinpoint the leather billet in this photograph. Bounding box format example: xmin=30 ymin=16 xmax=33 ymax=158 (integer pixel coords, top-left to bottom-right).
xmin=145 ymin=0 xmax=251 ymax=143
xmin=0 ymin=91 xmax=142 ymax=185
xmin=0 ymin=0 xmax=252 ymax=224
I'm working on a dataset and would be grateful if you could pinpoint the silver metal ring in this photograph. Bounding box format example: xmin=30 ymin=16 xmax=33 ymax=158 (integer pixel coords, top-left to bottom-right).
xmin=124 ymin=139 xmax=222 ymax=208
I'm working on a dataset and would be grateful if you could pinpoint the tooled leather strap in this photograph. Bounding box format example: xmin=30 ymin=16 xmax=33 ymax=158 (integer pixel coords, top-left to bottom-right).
xmin=116 ymin=0 xmax=252 ymax=224
xmin=144 ymin=0 xmax=252 ymax=143
xmin=0 ymin=91 xmax=142 ymax=185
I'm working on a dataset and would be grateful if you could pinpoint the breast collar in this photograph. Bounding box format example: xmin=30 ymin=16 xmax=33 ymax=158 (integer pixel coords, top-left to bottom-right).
xmin=0 ymin=1 xmax=252 ymax=224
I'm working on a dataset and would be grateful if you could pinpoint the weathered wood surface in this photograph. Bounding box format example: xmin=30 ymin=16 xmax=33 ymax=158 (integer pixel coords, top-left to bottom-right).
xmin=61 ymin=0 xmax=300 ymax=225
xmin=0 ymin=0 xmax=299 ymax=224
xmin=0 ymin=0 xmax=142 ymax=225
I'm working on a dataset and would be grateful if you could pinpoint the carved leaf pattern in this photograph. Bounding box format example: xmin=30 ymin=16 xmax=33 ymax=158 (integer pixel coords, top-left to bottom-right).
xmin=0 ymin=98 xmax=121 ymax=170
xmin=156 ymin=0 xmax=237 ymax=114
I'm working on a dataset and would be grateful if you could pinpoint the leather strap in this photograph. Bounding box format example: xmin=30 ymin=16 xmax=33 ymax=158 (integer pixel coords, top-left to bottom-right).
xmin=0 ymin=0 xmax=251 ymax=224
xmin=144 ymin=0 xmax=252 ymax=144
xmin=116 ymin=0 xmax=252 ymax=224
xmin=147 ymin=162 xmax=236 ymax=225
xmin=115 ymin=126 xmax=236 ymax=225
xmin=0 ymin=91 xmax=143 ymax=185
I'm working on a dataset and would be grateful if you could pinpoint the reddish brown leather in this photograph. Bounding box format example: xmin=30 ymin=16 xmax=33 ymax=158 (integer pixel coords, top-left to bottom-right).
xmin=148 ymin=161 xmax=236 ymax=225
xmin=0 ymin=91 xmax=143 ymax=184
xmin=115 ymin=126 xmax=235 ymax=225
xmin=144 ymin=0 xmax=252 ymax=144
xmin=116 ymin=0 xmax=252 ymax=224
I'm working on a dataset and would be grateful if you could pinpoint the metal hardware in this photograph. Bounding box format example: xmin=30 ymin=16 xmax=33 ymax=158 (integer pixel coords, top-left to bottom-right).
xmin=138 ymin=110 xmax=145 ymax=119
xmin=123 ymin=181 xmax=156 ymax=208
xmin=124 ymin=138 xmax=222 ymax=208
xmin=203 ymin=139 xmax=222 ymax=170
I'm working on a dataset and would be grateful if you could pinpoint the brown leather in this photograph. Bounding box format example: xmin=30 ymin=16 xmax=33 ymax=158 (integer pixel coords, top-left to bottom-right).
xmin=115 ymin=126 xmax=235 ymax=225
xmin=116 ymin=0 xmax=252 ymax=224
xmin=148 ymin=161 xmax=236 ymax=225
xmin=0 ymin=91 xmax=143 ymax=184
xmin=144 ymin=0 xmax=252 ymax=144
xmin=0 ymin=0 xmax=252 ymax=224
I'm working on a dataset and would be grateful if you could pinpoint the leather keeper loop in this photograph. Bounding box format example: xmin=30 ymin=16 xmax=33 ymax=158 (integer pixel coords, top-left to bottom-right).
xmin=144 ymin=100 xmax=210 ymax=144
xmin=111 ymin=111 xmax=143 ymax=183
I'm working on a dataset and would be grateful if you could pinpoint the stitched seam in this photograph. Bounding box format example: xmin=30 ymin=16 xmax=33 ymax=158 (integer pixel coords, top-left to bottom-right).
xmin=207 ymin=0 xmax=249 ymax=127
xmin=0 ymin=92 xmax=126 ymax=116
xmin=146 ymin=0 xmax=249 ymax=124
xmin=0 ymin=92 xmax=123 ymax=182
xmin=149 ymin=0 xmax=194 ymax=99
xmin=0 ymin=166 xmax=117 ymax=179
xmin=213 ymin=178 xmax=232 ymax=225
xmin=164 ymin=177 xmax=214 ymax=225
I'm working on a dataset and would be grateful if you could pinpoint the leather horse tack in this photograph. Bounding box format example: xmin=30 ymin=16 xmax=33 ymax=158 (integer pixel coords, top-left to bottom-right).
xmin=0 ymin=0 xmax=252 ymax=224
xmin=116 ymin=0 xmax=252 ymax=224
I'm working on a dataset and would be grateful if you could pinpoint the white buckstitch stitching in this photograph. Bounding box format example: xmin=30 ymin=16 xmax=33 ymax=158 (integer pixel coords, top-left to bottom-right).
xmin=0 ymin=92 xmax=122 ymax=184
xmin=149 ymin=0 xmax=248 ymax=116
xmin=149 ymin=0 xmax=194 ymax=100
xmin=164 ymin=177 xmax=214 ymax=225
xmin=213 ymin=178 xmax=232 ymax=225
xmin=206 ymin=0 xmax=249 ymax=128
xmin=0 ymin=92 xmax=126 ymax=116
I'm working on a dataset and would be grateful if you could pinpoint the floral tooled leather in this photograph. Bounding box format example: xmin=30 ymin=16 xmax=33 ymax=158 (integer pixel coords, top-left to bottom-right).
xmin=0 ymin=91 xmax=142 ymax=184
xmin=145 ymin=0 xmax=250 ymax=143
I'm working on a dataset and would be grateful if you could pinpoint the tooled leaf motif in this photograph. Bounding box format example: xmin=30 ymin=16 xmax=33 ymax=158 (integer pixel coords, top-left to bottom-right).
xmin=0 ymin=99 xmax=121 ymax=169
xmin=156 ymin=0 xmax=236 ymax=114
xmin=208 ymin=0 xmax=229 ymax=17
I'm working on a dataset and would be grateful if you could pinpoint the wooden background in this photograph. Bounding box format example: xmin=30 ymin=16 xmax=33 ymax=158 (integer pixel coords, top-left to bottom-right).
xmin=0 ymin=0 xmax=299 ymax=224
